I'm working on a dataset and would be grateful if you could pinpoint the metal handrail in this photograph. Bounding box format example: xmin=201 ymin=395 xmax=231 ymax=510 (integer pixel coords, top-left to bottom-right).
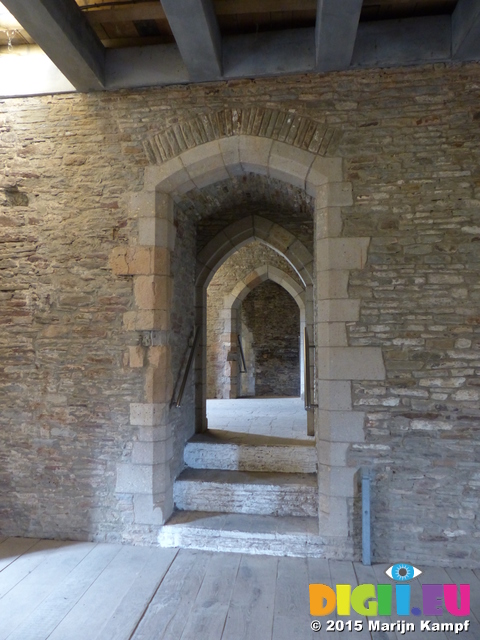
xmin=304 ymin=326 xmax=317 ymax=411
xmin=175 ymin=326 xmax=200 ymax=408
xmin=237 ymin=335 xmax=247 ymax=373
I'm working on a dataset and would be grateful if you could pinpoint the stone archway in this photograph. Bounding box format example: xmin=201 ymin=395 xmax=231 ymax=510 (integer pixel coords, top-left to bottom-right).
xmin=110 ymin=120 xmax=385 ymax=558
xmin=210 ymin=262 xmax=306 ymax=401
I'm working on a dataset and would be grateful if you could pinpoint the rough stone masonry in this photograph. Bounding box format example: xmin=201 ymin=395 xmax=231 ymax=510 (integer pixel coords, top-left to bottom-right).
xmin=0 ymin=61 xmax=480 ymax=565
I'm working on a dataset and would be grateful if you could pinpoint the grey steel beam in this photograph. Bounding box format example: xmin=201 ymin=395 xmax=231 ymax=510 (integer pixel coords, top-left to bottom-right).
xmin=2 ymin=0 xmax=105 ymax=91
xmin=352 ymin=16 xmax=451 ymax=68
xmin=315 ymin=0 xmax=363 ymax=71
xmin=160 ymin=0 xmax=222 ymax=81
xmin=452 ymin=0 xmax=480 ymax=60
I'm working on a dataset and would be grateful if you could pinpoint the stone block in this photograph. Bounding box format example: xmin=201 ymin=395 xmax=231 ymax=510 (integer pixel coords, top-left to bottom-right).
xmin=317 ymin=270 xmax=349 ymax=299
xmin=268 ymin=140 xmax=315 ymax=189
xmin=181 ymin=140 xmax=222 ymax=178
xmin=253 ymin=215 xmax=274 ymax=240
xmin=138 ymin=218 xmax=176 ymax=249
xmin=128 ymin=190 xmax=156 ymax=218
xmin=134 ymin=275 xmax=172 ymax=310
xmin=191 ymin=165 xmax=230 ymax=190
xmin=317 ymin=299 xmax=361 ymax=323
xmin=315 ymin=182 xmax=353 ymax=208
xmin=317 ymin=380 xmax=352 ymax=411
xmin=144 ymin=158 xmax=193 ymax=194
xmin=316 ymin=238 xmax=370 ymax=272
xmin=284 ymin=239 xmax=313 ymax=269
xmin=329 ymin=467 xmax=357 ymax=498
xmin=306 ymin=156 xmax=343 ymax=193
xmin=130 ymin=403 xmax=167 ymax=426
xmin=145 ymin=365 xmax=173 ymax=404
xmin=219 ymin=136 xmax=240 ymax=174
xmin=265 ymin=223 xmax=296 ymax=253
xmin=116 ymin=462 xmax=162 ymax=494
xmin=197 ymin=231 xmax=233 ymax=273
xmin=317 ymin=347 xmax=386 ymax=380
xmin=317 ymin=442 xmax=350 ymax=466
xmin=123 ymin=309 xmax=170 ymax=331
xmin=317 ymin=410 xmax=365 ymax=442
xmin=223 ymin=215 xmax=255 ymax=245
xmin=133 ymin=493 xmax=169 ymax=525
xmin=132 ymin=438 xmax=173 ymax=465
xmin=317 ymin=496 xmax=349 ymax=537
xmin=129 ymin=345 xmax=145 ymax=368
xmin=110 ymin=247 xmax=170 ymax=276
xmin=315 ymin=207 xmax=343 ymax=239
xmin=138 ymin=423 xmax=172 ymax=442
xmin=316 ymin=323 xmax=348 ymax=347
xmin=239 ymin=136 xmax=272 ymax=175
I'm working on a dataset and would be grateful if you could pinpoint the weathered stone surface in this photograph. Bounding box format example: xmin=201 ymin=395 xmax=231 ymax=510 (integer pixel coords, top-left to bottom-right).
xmin=1 ymin=64 xmax=480 ymax=564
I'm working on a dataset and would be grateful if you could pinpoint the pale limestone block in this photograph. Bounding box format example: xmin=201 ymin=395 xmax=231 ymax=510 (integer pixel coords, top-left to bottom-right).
xmin=315 ymin=207 xmax=343 ymax=239
xmin=317 ymin=496 xmax=349 ymax=537
xmin=180 ymin=140 xmax=222 ymax=173
xmin=223 ymin=293 xmax=237 ymax=308
xmin=317 ymin=346 xmax=386 ymax=380
xmin=298 ymin=263 xmax=314 ymax=287
xmin=197 ymin=230 xmax=232 ymax=268
xmin=123 ymin=310 xmax=169 ymax=331
xmin=133 ymin=493 xmax=168 ymax=525
xmin=129 ymin=190 xmax=156 ymax=218
xmin=317 ymin=270 xmax=349 ymax=299
xmin=132 ymin=438 xmax=173 ymax=465
xmin=268 ymin=140 xmax=315 ymax=189
xmin=316 ymin=323 xmax=348 ymax=347
xmin=317 ymin=299 xmax=361 ymax=322
xmin=253 ymin=215 xmax=274 ymax=240
xmin=196 ymin=263 xmax=212 ymax=288
xmin=191 ymin=165 xmax=230 ymax=190
xmin=138 ymin=218 xmax=176 ymax=249
xmin=284 ymin=239 xmax=313 ymax=269
xmin=116 ymin=463 xmax=153 ymax=494
xmin=306 ymin=156 xmax=343 ymax=194
xmin=316 ymin=237 xmax=370 ymax=271
xmin=222 ymin=215 xmax=255 ymax=245
xmin=329 ymin=467 xmax=357 ymax=498
xmin=315 ymin=182 xmax=353 ymax=208
xmin=145 ymin=364 xmax=173 ymax=404
xmin=144 ymin=158 xmax=193 ymax=194
xmin=238 ymin=136 xmax=272 ymax=175
xmin=317 ymin=442 xmax=350 ymax=466
xmin=129 ymin=345 xmax=145 ymax=368
xmin=134 ymin=275 xmax=172 ymax=310
xmin=138 ymin=423 xmax=172 ymax=442
xmin=130 ymin=403 xmax=167 ymax=426
xmin=110 ymin=247 xmax=170 ymax=276
xmin=266 ymin=222 xmax=296 ymax=253
xmin=317 ymin=380 xmax=352 ymax=411
xmin=317 ymin=410 xmax=365 ymax=442
xmin=219 ymin=136 xmax=240 ymax=175
xmin=155 ymin=192 xmax=174 ymax=222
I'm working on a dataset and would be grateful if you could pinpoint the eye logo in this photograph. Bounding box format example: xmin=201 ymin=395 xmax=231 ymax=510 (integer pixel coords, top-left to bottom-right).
xmin=385 ymin=563 xmax=422 ymax=582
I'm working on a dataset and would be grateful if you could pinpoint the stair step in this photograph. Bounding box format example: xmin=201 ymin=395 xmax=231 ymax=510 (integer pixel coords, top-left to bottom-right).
xmin=174 ymin=469 xmax=318 ymax=517
xmin=158 ymin=511 xmax=325 ymax=557
xmin=185 ymin=430 xmax=316 ymax=473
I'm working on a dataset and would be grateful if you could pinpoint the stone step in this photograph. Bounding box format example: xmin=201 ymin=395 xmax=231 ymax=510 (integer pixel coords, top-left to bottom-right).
xmin=158 ymin=511 xmax=325 ymax=557
xmin=174 ymin=469 xmax=318 ymax=517
xmin=185 ymin=430 xmax=317 ymax=474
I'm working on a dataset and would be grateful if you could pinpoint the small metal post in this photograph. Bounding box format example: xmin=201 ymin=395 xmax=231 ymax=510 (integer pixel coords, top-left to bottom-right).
xmin=362 ymin=468 xmax=371 ymax=566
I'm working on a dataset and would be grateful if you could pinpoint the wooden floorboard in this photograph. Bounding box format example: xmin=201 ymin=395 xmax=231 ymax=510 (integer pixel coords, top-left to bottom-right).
xmin=0 ymin=539 xmax=479 ymax=640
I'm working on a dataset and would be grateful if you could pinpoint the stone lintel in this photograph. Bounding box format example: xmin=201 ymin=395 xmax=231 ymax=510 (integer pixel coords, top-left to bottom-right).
xmin=317 ymin=346 xmax=386 ymax=380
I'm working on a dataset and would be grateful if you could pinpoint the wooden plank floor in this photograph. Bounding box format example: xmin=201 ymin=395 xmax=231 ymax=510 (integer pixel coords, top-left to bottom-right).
xmin=0 ymin=537 xmax=476 ymax=640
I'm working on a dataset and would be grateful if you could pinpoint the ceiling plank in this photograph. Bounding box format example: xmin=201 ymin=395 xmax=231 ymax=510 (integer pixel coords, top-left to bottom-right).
xmin=452 ymin=0 xmax=480 ymax=60
xmin=2 ymin=0 xmax=105 ymax=90
xmin=315 ymin=0 xmax=363 ymax=72
xmin=160 ymin=0 xmax=222 ymax=81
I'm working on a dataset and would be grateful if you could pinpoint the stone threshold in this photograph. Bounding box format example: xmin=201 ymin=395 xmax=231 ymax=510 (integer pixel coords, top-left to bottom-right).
xmin=158 ymin=511 xmax=326 ymax=557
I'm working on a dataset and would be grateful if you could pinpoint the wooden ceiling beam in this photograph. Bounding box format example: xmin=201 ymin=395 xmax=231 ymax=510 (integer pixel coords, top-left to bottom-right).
xmin=315 ymin=0 xmax=363 ymax=71
xmin=160 ymin=0 xmax=222 ymax=81
xmin=2 ymin=0 xmax=105 ymax=90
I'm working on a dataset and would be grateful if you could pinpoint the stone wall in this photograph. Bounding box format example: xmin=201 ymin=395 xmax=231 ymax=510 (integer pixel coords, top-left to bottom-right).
xmin=240 ymin=280 xmax=300 ymax=397
xmin=1 ymin=62 xmax=480 ymax=563
xmin=206 ymin=240 xmax=300 ymax=398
